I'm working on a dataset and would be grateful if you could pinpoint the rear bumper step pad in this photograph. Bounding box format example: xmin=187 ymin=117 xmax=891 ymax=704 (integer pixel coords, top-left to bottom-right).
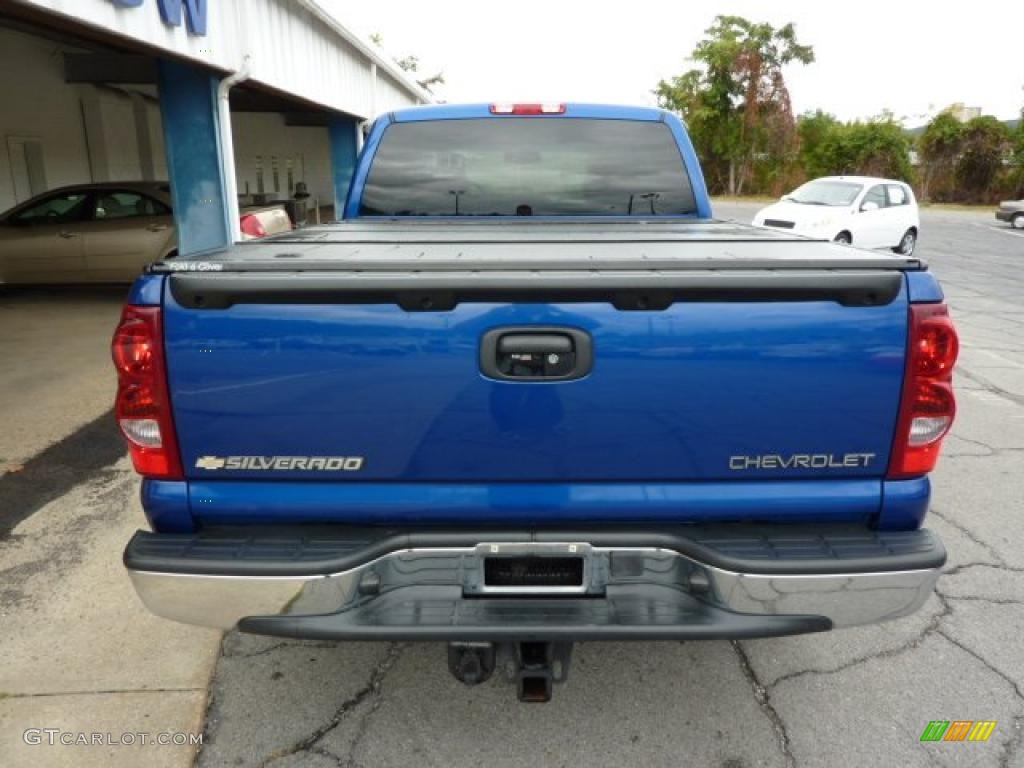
xmin=238 ymin=585 xmax=830 ymax=642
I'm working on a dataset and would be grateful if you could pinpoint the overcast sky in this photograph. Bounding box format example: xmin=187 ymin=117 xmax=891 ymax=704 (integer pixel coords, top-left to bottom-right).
xmin=322 ymin=0 xmax=1023 ymax=125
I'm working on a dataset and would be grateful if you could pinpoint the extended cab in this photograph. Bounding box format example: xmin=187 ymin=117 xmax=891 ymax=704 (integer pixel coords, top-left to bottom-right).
xmin=115 ymin=104 xmax=958 ymax=701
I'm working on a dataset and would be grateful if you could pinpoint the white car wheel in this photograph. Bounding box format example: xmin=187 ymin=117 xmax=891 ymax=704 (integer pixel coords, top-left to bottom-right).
xmin=1012 ymin=213 xmax=1024 ymax=230
xmin=895 ymin=229 xmax=917 ymax=256
xmin=834 ymin=232 xmax=852 ymax=245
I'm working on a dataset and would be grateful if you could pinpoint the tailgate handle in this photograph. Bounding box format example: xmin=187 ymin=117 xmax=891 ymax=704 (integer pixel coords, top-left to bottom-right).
xmin=498 ymin=334 xmax=572 ymax=355
xmin=498 ymin=334 xmax=574 ymax=378
xmin=481 ymin=328 xmax=593 ymax=382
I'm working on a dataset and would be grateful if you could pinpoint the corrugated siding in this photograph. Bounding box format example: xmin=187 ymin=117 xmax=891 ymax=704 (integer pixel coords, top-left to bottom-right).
xmin=18 ymin=0 xmax=420 ymax=118
xmin=375 ymin=70 xmax=421 ymax=114
xmin=241 ymin=0 xmax=376 ymax=116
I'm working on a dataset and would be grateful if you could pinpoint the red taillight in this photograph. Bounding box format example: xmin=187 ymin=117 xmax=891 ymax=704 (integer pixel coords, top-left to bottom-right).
xmin=112 ymin=306 xmax=183 ymax=479
xmin=887 ymin=303 xmax=959 ymax=479
xmin=239 ymin=213 xmax=267 ymax=238
xmin=489 ymin=103 xmax=566 ymax=115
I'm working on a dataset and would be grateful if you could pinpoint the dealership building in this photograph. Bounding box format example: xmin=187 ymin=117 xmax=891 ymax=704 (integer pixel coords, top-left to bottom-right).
xmin=0 ymin=0 xmax=428 ymax=255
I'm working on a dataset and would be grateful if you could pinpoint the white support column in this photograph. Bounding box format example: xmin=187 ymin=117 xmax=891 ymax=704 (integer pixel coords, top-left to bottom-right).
xmin=216 ymin=59 xmax=250 ymax=244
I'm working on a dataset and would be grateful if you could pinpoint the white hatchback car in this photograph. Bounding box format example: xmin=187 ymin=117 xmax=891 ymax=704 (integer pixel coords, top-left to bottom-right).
xmin=753 ymin=176 xmax=920 ymax=255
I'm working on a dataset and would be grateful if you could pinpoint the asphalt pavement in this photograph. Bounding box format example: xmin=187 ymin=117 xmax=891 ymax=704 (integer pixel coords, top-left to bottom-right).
xmin=2 ymin=204 xmax=1022 ymax=768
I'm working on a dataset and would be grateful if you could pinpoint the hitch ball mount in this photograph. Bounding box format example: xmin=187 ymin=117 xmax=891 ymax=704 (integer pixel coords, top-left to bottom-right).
xmin=447 ymin=641 xmax=574 ymax=703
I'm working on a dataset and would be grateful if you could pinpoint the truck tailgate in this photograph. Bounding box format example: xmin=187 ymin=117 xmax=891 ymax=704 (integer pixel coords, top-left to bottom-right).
xmin=162 ymin=269 xmax=908 ymax=491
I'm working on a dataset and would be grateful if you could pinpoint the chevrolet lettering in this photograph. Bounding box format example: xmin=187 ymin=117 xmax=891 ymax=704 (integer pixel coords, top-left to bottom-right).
xmin=729 ymin=453 xmax=877 ymax=470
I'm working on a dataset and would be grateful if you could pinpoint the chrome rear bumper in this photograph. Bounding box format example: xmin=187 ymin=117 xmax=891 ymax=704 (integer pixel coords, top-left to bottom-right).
xmin=126 ymin=530 xmax=942 ymax=638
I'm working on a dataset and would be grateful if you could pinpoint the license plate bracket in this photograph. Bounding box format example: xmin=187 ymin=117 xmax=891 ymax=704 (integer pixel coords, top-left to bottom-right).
xmin=467 ymin=542 xmax=593 ymax=595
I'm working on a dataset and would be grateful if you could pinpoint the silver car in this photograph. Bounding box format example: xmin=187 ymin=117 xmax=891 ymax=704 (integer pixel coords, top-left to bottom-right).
xmin=995 ymin=200 xmax=1024 ymax=229
xmin=0 ymin=182 xmax=176 ymax=284
xmin=0 ymin=181 xmax=293 ymax=283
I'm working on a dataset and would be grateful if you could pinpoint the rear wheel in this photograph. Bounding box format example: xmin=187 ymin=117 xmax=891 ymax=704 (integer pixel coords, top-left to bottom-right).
xmin=1012 ymin=213 xmax=1024 ymax=230
xmin=894 ymin=228 xmax=917 ymax=256
xmin=834 ymin=231 xmax=852 ymax=244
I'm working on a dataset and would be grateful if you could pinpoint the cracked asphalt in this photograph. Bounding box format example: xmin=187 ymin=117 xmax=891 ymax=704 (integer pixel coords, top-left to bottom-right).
xmin=190 ymin=204 xmax=1024 ymax=768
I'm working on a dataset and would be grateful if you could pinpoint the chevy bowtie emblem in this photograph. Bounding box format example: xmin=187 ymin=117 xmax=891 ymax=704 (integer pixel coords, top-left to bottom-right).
xmin=195 ymin=456 xmax=227 ymax=470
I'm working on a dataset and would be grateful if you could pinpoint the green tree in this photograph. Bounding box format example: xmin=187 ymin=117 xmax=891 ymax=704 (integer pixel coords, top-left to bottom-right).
xmin=918 ymin=111 xmax=965 ymax=202
xmin=954 ymin=116 xmax=1012 ymax=201
xmin=797 ymin=110 xmax=842 ymax=180
xmin=838 ymin=117 xmax=914 ymax=180
xmin=794 ymin=114 xmax=912 ymax=182
xmin=1009 ymin=108 xmax=1024 ymax=198
xmin=656 ymin=15 xmax=814 ymax=195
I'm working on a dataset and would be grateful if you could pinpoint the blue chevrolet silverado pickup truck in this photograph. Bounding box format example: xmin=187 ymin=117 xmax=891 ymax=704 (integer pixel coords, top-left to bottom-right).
xmin=115 ymin=103 xmax=958 ymax=702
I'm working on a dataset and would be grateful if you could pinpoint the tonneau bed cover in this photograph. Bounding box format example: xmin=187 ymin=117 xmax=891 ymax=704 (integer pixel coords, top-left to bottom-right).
xmin=153 ymin=219 xmax=925 ymax=272
xmin=157 ymin=220 xmax=920 ymax=311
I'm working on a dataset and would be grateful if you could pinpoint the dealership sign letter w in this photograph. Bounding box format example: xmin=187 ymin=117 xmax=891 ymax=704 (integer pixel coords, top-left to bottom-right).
xmin=110 ymin=0 xmax=208 ymax=37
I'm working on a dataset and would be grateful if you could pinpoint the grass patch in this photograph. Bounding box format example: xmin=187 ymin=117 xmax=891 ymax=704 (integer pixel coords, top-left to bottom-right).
xmin=711 ymin=195 xmax=777 ymax=204
xmin=919 ymin=202 xmax=996 ymax=212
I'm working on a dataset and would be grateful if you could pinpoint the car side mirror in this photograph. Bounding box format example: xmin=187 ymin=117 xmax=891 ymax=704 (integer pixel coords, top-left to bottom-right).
xmin=860 ymin=201 xmax=879 ymax=212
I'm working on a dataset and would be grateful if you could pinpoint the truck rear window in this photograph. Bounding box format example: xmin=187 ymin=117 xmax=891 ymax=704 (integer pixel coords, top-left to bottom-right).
xmin=359 ymin=118 xmax=696 ymax=217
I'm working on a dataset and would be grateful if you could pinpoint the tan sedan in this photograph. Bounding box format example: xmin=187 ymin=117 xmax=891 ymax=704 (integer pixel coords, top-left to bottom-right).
xmin=0 ymin=181 xmax=292 ymax=283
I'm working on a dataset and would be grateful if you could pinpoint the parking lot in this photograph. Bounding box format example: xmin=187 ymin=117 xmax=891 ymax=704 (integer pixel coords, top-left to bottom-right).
xmin=1 ymin=203 xmax=1022 ymax=768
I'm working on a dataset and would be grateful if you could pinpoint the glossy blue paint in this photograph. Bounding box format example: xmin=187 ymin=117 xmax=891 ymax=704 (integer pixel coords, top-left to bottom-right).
xmin=878 ymin=477 xmax=931 ymax=530
xmin=343 ymin=114 xmax=390 ymax=218
xmin=329 ymin=116 xmax=359 ymax=218
xmin=137 ymin=105 xmax=942 ymax=532
xmin=163 ymin=287 xmax=908 ymax=493
xmin=142 ymin=479 xmax=194 ymax=532
xmin=343 ymin=106 xmax=712 ymax=220
xmin=127 ymin=274 xmax=164 ymax=306
xmin=157 ymin=59 xmax=229 ymax=255
xmin=662 ymin=111 xmax=712 ymax=219
xmin=187 ymin=479 xmax=881 ymax=526
xmin=907 ymin=270 xmax=944 ymax=303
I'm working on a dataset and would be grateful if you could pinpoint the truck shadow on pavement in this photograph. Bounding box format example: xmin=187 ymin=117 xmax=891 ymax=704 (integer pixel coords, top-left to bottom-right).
xmin=0 ymin=408 xmax=124 ymax=539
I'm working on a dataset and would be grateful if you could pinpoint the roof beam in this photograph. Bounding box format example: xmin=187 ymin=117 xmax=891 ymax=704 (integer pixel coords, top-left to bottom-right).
xmin=284 ymin=112 xmax=331 ymax=127
xmin=64 ymin=53 xmax=157 ymax=85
